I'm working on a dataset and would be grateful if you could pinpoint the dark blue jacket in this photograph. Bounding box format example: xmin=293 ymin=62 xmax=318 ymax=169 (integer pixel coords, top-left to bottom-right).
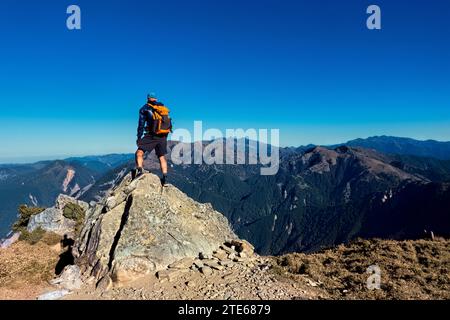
xmin=137 ymin=101 xmax=164 ymax=139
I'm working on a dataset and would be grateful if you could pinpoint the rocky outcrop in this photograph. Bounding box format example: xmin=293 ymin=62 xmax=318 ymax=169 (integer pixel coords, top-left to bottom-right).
xmin=74 ymin=173 xmax=237 ymax=286
xmin=50 ymin=265 xmax=83 ymax=290
xmin=27 ymin=195 xmax=89 ymax=237
xmin=154 ymin=239 xmax=256 ymax=283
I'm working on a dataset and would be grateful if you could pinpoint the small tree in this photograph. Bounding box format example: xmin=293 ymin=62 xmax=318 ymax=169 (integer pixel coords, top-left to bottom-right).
xmin=12 ymin=205 xmax=45 ymax=232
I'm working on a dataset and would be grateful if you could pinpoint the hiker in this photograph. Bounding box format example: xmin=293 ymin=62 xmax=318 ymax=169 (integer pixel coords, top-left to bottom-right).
xmin=135 ymin=93 xmax=172 ymax=185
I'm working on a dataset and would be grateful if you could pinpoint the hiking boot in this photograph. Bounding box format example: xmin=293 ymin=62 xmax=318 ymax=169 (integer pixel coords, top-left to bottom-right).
xmin=160 ymin=174 xmax=168 ymax=186
xmin=134 ymin=167 xmax=145 ymax=180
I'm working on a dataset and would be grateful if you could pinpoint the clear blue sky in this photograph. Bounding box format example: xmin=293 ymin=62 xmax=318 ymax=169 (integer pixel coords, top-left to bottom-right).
xmin=0 ymin=0 xmax=449 ymax=162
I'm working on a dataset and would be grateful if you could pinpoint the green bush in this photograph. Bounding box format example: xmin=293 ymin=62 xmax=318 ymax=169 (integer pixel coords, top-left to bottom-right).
xmin=12 ymin=205 xmax=45 ymax=232
xmin=63 ymin=203 xmax=84 ymax=221
xmin=63 ymin=203 xmax=85 ymax=235
xmin=19 ymin=227 xmax=46 ymax=245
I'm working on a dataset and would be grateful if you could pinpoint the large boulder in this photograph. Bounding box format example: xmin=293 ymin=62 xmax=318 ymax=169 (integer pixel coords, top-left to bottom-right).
xmin=27 ymin=195 xmax=89 ymax=237
xmin=74 ymin=173 xmax=237 ymax=285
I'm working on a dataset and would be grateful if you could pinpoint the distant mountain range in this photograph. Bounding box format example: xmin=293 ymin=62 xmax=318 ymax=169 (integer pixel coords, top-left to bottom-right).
xmin=1 ymin=136 xmax=449 ymax=255
xmin=0 ymin=154 xmax=133 ymax=237
xmin=343 ymin=136 xmax=450 ymax=160
xmin=150 ymin=144 xmax=450 ymax=254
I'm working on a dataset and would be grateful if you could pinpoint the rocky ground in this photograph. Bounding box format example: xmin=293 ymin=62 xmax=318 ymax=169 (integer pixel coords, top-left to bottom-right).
xmin=1 ymin=237 xmax=448 ymax=300
xmin=65 ymin=240 xmax=322 ymax=300
xmin=0 ymin=237 xmax=322 ymax=300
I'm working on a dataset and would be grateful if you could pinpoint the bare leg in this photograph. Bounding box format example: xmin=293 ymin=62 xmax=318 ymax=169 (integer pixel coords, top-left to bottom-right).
xmin=135 ymin=149 xmax=144 ymax=168
xmin=159 ymin=155 xmax=168 ymax=175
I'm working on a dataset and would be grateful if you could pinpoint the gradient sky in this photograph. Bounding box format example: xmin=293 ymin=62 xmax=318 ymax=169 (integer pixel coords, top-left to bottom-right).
xmin=0 ymin=0 xmax=449 ymax=162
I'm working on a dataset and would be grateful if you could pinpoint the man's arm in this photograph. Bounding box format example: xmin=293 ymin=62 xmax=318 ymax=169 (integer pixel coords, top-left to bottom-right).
xmin=137 ymin=106 xmax=146 ymax=141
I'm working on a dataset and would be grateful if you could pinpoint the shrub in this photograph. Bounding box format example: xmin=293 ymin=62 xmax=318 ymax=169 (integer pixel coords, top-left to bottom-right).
xmin=63 ymin=202 xmax=85 ymax=235
xmin=12 ymin=205 xmax=45 ymax=232
xmin=19 ymin=227 xmax=46 ymax=245
xmin=63 ymin=203 xmax=85 ymax=222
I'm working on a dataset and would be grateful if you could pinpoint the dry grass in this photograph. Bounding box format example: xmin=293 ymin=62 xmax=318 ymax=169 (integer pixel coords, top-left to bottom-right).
xmin=273 ymin=238 xmax=450 ymax=300
xmin=40 ymin=232 xmax=63 ymax=246
xmin=0 ymin=239 xmax=60 ymax=299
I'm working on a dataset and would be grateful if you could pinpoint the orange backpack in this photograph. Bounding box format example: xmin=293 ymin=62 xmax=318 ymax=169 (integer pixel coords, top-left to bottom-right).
xmin=148 ymin=103 xmax=172 ymax=135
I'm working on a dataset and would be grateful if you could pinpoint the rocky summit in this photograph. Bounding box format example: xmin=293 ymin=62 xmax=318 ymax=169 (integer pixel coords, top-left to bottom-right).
xmin=73 ymin=173 xmax=237 ymax=287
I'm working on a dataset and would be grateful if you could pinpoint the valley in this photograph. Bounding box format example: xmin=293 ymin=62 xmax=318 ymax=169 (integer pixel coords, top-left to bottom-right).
xmin=1 ymin=136 xmax=450 ymax=256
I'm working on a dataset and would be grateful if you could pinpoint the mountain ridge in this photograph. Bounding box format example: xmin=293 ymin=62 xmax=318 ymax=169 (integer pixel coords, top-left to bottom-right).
xmin=84 ymin=143 xmax=450 ymax=255
xmin=342 ymin=135 xmax=450 ymax=160
xmin=2 ymin=137 xmax=450 ymax=254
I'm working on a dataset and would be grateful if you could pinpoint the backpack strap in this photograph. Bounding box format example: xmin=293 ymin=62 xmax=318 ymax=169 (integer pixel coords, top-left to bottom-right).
xmin=148 ymin=103 xmax=170 ymax=116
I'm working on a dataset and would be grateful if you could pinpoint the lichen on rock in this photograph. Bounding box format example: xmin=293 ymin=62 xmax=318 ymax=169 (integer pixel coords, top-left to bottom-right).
xmin=74 ymin=173 xmax=237 ymax=286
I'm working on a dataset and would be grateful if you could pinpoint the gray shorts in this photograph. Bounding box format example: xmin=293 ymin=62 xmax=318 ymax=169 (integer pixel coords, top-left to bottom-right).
xmin=137 ymin=135 xmax=168 ymax=157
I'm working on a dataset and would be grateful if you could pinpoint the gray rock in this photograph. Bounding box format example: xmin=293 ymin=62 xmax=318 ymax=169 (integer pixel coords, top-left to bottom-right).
xmin=112 ymin=257 xmax=156 ymax=283
xmin=96 ymin=274 xmax=113 ymax=291
xmin=201 ymin=259 xmax=218 ymax=265
xmin=218 ymin=260 xmax=234 ymax=267
xmin=27 ymin=195 xmax=88 ymax=237
xmin=204 ymin=261 xmax=224 ymax=271
xmin=50 ymin=265 xmax=83 ymax=290
xmin=157 ymin=268 xmax=188 ymax=282
xmin=228 ymin=239 xmax=254 ymax=255
xmin=56 ymin=194 xmax=89 ymax=212
xmin=238 ymin=252 xmax=247 ymax=258
xmin=219 ymin=244 xmax=235 ymax=254
xmin=37 ymin=290 xmax=70 ymax=300
xmin=168 ymin=257 xmax=195 ymax=269
xmin=200 ymin=266 xmax=213 ymax=276
xmin=75 ymin=173 xmax=237 ymax=284
xmin=193 ymin=259 xmax=204 ymax=269
xmin=213 ymin=250 xmax=228 ymax=261
xmin=199 ymin=252 xmax=213 ymax=260
xmin=105 ymin=197 xmax=117 ymax=211
xmin=228 ymin=252 xmax=236 ymax=260
xmin=27 ymin=207 xmax=76 ymax=236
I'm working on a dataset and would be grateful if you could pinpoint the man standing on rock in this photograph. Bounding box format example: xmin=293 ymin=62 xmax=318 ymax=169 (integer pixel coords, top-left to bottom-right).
xmin=135 ymin=93 xmax=172 ymax=185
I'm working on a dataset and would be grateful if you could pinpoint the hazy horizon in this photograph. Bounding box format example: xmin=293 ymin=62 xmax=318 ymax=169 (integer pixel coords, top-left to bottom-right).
xmin=1 ymin=134 xmax=450 ymax=165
